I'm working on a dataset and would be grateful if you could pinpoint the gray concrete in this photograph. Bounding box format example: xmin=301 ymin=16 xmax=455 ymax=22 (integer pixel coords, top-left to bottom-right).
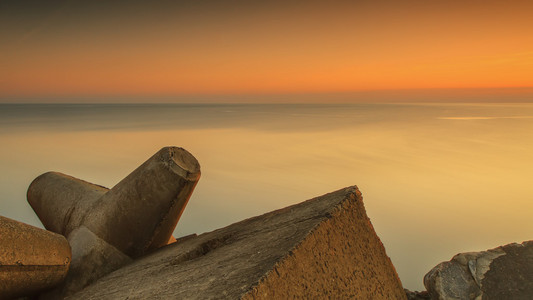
xmin=424 ymin=240 xmax=533 ymax=300
xmin=68 ymin=186 xmax=406 ymax=299
xmin=0 ymin=215 xmax=71 ymax=299
xmin=424 ymin=260 xmax=482 ymax=300
xmin=28 ymin=172 xmax=108 ymax=237
xmin=40 ymin=226 xmax=132 ymax=300
xmin=28 ymin=146 xmax=200 ymax=258
xmin=82 ymin=146 xmax=201 ymax=257
xmin=27 ymin=146 xmax=201 ymax=298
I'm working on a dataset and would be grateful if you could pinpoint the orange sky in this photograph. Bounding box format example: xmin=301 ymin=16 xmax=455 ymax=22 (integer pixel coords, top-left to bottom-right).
xmin=1 ymin=0 xmax=532 ymax=102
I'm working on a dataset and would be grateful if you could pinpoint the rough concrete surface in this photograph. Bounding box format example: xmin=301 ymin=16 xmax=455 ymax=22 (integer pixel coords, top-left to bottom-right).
xmin=81 ymin=146 xmax=201 ymax=257
xmin=39 ymin=226 xmax=132 ymax=300
xmin=28 ymin=146 xmax=201 ymax=258
xmin=424 ymin=240 xmax=533 ymax=300
xmin=69 ymin=186 xmax=406 ymax=299
xmin=27 ymin=146 xmax=201 ymax=298
xmin=0 ymin=215 xmax=71 ymax=299
xmin=27 ymin=171 xmax=108 ymax=237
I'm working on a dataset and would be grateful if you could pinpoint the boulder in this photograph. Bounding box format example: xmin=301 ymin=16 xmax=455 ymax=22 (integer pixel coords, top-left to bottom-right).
xmin=424 ymin=240 xmax=533 ymax=300
xmin=68 ymin=186 xmax=407 ymax=299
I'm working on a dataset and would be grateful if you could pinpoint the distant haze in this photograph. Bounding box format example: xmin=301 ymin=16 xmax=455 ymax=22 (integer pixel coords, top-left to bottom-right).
xmin=2 ymin=87 xmax=533 ymax=104
xmin=1 ymin=0 xmax=533 ymax=102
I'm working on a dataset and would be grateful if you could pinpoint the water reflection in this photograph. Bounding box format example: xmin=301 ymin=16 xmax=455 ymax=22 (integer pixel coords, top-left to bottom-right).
xmin=1 ymin=103 xmax=532 ymax=290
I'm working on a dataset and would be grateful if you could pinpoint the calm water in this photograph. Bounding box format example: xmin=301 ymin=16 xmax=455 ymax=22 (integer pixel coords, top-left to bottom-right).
xmin=1 ymin=103 xmax=532 ymax=290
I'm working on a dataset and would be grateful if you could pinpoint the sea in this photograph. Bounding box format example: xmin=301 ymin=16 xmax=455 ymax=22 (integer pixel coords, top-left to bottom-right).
xmin=1 ymin=102 xmax=532 ymax=290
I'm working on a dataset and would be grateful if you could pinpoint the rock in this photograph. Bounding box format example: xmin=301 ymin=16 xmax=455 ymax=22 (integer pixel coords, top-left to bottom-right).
xmin=404 ymin=289 xmax=430 ymax=300
xmin=424 ymin=240 xmax=533 ymax=300
xmin=28 ymin=146 xmax=201 ymax=257
xmin=27 ymin=146 xmax=201 ymax=298
xmin=68 ymin=186 xmax=407 ymax=299
xmin=81 ymin=146 xmax=201 ymax=257
xmin=0 ymin=215 xmax=71 ymax=299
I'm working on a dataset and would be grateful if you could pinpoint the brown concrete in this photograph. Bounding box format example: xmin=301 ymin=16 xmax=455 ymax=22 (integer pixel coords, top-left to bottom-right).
xmin=68 ymin=186 xmax=406 ymax=299
xmin=243 ymin=189 xmax=406 ymax=299
xmin=0 ymin=215 xmax=71 ymax=299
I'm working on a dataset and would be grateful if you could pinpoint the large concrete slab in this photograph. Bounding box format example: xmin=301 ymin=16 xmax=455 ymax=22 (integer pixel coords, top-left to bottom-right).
xmin=69 ymin=186 xmax=406 ymax=299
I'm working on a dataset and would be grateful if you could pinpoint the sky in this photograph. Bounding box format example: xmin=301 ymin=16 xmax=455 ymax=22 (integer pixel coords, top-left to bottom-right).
xmin=1 ymin=0 xmax=533 ymax=102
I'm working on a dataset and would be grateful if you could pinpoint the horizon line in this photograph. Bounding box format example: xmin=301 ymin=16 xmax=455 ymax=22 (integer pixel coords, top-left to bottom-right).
xmin=1 ymin=86 xmax=532 ymax=104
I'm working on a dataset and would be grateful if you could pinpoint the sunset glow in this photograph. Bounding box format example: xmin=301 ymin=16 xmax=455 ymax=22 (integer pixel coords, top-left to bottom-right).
xmin=1 ymin=1 xmax=532 ymax=101
xmin=2 ymin=1 xmax=533 ymax=294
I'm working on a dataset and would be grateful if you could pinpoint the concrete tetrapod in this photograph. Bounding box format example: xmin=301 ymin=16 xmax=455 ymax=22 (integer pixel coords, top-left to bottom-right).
xmin=27 ymin=172 xmax=108 ymax=238
xmin=27 ymin=146 xmax=201 ymax=298
xmin=0 ymin=215 xmax=71 ymax=299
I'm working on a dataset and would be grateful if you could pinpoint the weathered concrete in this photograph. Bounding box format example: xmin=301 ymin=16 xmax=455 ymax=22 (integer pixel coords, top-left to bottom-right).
xmin=28 ymin=146 xmax=201 ymax=258
xmin=39 ymin=227 xmax=132 ymax=300
xmin=27 ymin=146 xmax=201 ymax=298
xmin=0 ymin=215 xmax=71 ymax=299
xmin=82 ymin=146 xmax=201 ymax=257
xmin=69 ymin=186 xmax=406 ymax=299
xmin=424 ymin=240 xmax=533 ymax=300
xmin=27 ymin=172 xmax=108 ymax=237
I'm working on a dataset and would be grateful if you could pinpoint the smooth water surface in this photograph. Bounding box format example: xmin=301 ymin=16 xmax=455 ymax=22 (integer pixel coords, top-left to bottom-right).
xmin=1 ymin=103 xmax=532 ymax=290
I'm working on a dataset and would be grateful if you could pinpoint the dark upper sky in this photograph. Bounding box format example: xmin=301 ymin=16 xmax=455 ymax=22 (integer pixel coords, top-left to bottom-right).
xmin=1 ymin=0 xmax=533 ymax=102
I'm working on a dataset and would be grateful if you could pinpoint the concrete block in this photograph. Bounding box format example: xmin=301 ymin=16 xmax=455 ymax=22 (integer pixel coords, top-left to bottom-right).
xmin=26 ymin=146 xmax=200 ymax=297
xmin=27 ymin=172 xmax=108 ymax=237
xmin=39 ymin=226 xmax=132 ymax=300
xmin=69 ymin=186 xmax=407 ymax=299
xmin=28 ymin=146 xmax=200 ymax=258
xmin=82 ymin=146 xmax=201 ymax=257
xmin=0 ymin=215 xmax=71 ymax=299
